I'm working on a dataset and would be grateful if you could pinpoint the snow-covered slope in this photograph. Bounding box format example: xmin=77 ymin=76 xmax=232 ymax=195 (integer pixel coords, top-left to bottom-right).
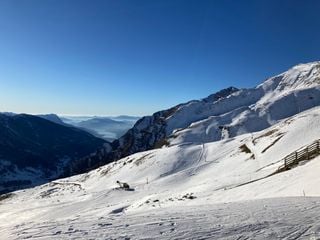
xmin=1 ymin=105 xmax=320 ymax=239
xmin=45 ymin=106 xmax=320 ymax=203
xmin=1 ymin=61 xmax=320 ymax=239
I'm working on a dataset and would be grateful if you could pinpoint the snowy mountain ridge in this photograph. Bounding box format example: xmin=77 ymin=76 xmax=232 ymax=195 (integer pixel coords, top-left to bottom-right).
xmin=168 ymin=61 xmax=320 ymax=145
xmin=85 ymin=61 xmax=320 ymax=166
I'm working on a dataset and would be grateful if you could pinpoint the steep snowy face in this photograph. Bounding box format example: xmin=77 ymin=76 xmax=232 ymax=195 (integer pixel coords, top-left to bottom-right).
xmin=165 ymin=87 xmax=245 ymax=134
xmin=169 ymin=62 xmax=320 ymax=145
xmin=258 ymin=61 xmax=320 ymax=92
xmin=254 ymin=62 xmax=320 ymax=119
xmin=147 ymin=62 xmax=320 ymax=146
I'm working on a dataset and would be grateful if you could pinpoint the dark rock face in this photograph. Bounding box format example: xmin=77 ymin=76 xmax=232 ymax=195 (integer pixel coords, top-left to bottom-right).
xmin=0 ymin=114 xmax=106 ymax=193
xmin=111 ymin=105 xmax=179 ymax=158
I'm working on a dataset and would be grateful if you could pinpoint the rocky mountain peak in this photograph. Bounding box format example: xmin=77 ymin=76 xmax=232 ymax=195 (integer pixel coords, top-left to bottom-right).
xmin=202 ymin=86 xmax=239 ymax=103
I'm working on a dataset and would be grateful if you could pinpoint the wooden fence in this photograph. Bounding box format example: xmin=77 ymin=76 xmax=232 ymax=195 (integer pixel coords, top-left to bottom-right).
xmin=230 ymin=139 xmax=320 ymax=189
xmin=282 ymin=139 xmax=320 ymax=170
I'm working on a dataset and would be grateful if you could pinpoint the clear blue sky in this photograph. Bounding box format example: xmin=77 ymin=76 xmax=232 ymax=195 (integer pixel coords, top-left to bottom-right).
xmin=0 ymin=0 xmax=319 ymax=116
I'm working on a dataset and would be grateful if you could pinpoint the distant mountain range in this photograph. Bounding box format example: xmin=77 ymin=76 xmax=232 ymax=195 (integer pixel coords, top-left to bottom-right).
xmin=60 ymin=115 xmax=140 ymax=141
xmin=0 ymin=113 xmax=106 ymax=193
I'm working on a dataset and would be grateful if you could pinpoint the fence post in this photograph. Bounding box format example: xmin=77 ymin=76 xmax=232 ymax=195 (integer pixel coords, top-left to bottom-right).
xmin=307 ymin=147 xmax=309 ymax=160
xmin=318 ymin=140 xmax=320 ymax=154
xmin=284 ymin=157 xmax=287 ymax=169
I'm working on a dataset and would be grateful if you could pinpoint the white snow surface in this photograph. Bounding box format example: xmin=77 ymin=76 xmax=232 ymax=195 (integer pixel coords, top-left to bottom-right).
xmin=1 ymin=105 xmax=320 ymax=239
xmin=1 ymin=62 xmax=320 ymax=239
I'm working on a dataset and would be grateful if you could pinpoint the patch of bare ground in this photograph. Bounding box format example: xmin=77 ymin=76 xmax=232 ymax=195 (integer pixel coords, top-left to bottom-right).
xmin=239 ymin=144 xmax=255 ymax=160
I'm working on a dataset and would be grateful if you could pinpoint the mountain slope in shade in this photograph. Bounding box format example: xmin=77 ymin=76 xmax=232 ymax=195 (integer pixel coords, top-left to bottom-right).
xmin=37 ymin=114 xmax=68 ymax=126
xmin=0 ymin=114 xmax=106 ymax=193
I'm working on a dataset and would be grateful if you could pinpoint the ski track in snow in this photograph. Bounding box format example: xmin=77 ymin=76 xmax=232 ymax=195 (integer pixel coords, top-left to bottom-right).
xmin=190 ymin=143 xmax=205 ymax=176
xmin=3 ymin=197 xmax=320 ymax=240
